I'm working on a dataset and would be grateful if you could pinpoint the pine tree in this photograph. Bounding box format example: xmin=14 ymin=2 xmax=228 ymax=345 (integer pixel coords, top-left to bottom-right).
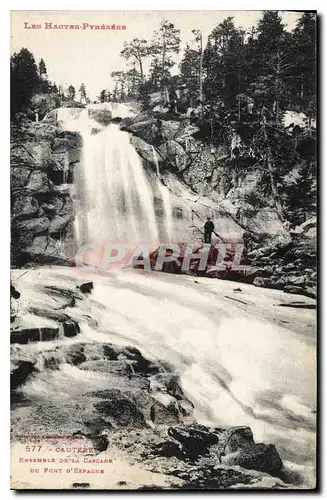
xmin=121 ymin=38 xmax=150 ymax=81
xmin=67 ymin=84 xmax=76 ymax=101
xmin=248 ymin=11 xmax=291 ymax=123
xmin=38 ymin=58 xmax=47 ymax=78
xmin=203 ymin=18 xmax=246 ymax=112
xmin=150 ymin=21 xmax=181 ymax=99
xmin=78 ymin=82 xmax=87 ymax=103
xmin=11 ymin=48 xmax=40 ymax=116
xmin=180 ymin=30 xmax=203 ymax=110
xmin=99 ymin=89 xmax=107 ymax=103
xmin=291 ymin=12 xmax=316 ymax=109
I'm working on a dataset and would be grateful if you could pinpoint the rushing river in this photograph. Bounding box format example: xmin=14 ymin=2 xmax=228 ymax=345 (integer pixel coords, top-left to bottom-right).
xmin=11 ymin=266 xmax=316 ymax=488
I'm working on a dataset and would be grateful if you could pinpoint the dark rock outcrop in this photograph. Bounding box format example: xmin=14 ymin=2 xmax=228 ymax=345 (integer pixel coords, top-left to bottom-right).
xmin=11 ymin=120 xmax=82 ymax=266
xmin=135 ymin=242 xmax=253 ymax=284
xmin=11 ymin=358 xmax=36 ymax=389
xmin=79 ymin=360 xmax=134 ymax=376
xmin=94 ymin=390 xmax=147 ymax=428
xmin=10 ymin=326 xmax=60 ymax=344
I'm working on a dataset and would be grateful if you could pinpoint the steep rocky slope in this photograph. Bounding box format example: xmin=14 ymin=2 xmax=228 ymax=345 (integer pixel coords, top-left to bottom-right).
xmin=120 ymin=110 xmax=316 ymax=297
xmin=11 ymin=117 xmax=82 ymax=266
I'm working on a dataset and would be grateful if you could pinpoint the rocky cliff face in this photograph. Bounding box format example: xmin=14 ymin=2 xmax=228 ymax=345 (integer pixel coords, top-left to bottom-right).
xmin=120 ymin=111 xmax=316 ymax=297
xmin=11 ymin=117 xmax=82 ymax=266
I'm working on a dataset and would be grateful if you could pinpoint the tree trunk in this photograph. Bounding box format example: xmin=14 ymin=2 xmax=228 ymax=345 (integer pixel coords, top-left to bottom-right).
xmin=162 ymin=32 xmax=167 ymax=103
xmin=275 ymin=51 xmax=281 ymax=125
xmin=199 ymin=34 xmax=203 ymax=117
xmin=138 ymin=58 xmax=144 ymax=80
xmin=300 ymin=72 xmax=304 ymax=98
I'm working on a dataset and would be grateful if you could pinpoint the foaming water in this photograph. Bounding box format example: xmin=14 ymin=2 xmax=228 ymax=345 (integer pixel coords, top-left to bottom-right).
xmin=62 ymin=103 xmax=178 ymax=252
xmin=12 ymin=267 xmax=316 ymax=487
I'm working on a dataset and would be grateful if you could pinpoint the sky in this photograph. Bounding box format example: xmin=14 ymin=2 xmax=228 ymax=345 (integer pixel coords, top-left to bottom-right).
xmin=11 ymin=10 xmax=301 ymax=100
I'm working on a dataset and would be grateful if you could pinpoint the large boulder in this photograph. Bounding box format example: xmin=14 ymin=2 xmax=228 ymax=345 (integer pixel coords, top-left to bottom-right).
xmin=168 ymin=425 xmax=219 ymax=459
xmin=222 ymin=427 xmax=283 ymax=476
xmin=26 ymin=171 xmax=52 ymax=192
xmin=93 ymin=389 xmax=147 ymax=428
xmin=223 ymin=442 xmax=283 ymax=476
xmin=87 ymin=105 xmax=112 ymax=126
xmin=149 ymin=401 xmax=180 ymax=425
xmin=137 ymin=242 xmax=252 ymax=283
xmin=12 ymin=196 xmax=40 ymax=219
xmin=150 ymin=373 xmax=185 ymax=400
xmin=15 ymin=216 xmax=49 ymax=235
xmin=129 ymin=135 xmax=157 ymax=166
xmin=158 ymin=140 xmax=190 ymax=172
xmin=10 ymin=326 xmax=60 ymax=344
xmin=79 ymin=360 xmax=134 ymax=376
xmin=48 ymin=212 xmax=75 ymax=233
xmin=11 ymin=357 xmax=36 ymax=389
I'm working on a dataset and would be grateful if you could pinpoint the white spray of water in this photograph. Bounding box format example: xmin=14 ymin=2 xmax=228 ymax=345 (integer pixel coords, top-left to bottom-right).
xmin=14 ymin=267 xmax=316 ymax=487
xmin=151 ymin=145 xmax=173 ymax=243
xmin=63 ymin=104 xmax=176 ymax=249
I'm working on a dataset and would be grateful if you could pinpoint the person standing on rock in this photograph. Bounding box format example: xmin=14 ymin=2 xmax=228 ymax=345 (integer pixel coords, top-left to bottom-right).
xmin=204 ymin=217 xmax=215 ymax=244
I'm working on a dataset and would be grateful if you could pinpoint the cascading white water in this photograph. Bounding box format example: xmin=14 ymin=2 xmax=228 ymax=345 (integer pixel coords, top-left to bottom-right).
xmin=76 ymin=120 xmax=159 ymax=246
xmin=151 ymin=145 xmax=173 ymax=243
xmin=66 ymin=104 xmax=176 ymax=252
xmin=12 ymin=267 xmax=316 ymax=488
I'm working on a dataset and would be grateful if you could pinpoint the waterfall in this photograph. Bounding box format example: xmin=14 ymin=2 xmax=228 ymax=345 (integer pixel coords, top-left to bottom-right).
xmin=76 ymin=120 xmax=159 ymax=246
xmin=62 ymin=103 xmax=177 ymax=256
xmin=151 ymin=145 xmax=173 ymax=243
xmin=151 ymin=145 xmax=160 ymax=177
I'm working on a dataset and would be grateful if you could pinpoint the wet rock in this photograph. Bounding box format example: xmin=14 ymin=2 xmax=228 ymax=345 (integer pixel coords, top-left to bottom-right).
xmin=118 ymin=346 xmax=161 ymax=375
xmin=94 ymin=390 xmax=147 ymax=428
xmin=10 ymin=326 xmax=60 ymax=344
xmin=63 ymin=342 xmax=121 ymax=366
xmin=158 ymin=140 xmax=189 ymax=172
xmin=150 ymin=373 xmax=184 ymax=400
xmin=62 ymin=319 xmax=80 ymax=338
xmin=179 ymin=466 xmax=256 ymax=490
xmin=223 ymin=442 xmax=283 ymax=476
xmin=168 ymin=425 xmax=219 ymax=458
xmin=79 ymin=360 xmax=134 ymax=376
xmin=64 ymin=343 xmax=87 ymax=365
xmin=304 ymin=286 xmax=316 ymax=299
xmin=13 ymin=402 xmax=103 ymax=437
xmin=87 ymin=105 xmax=112 ymax=126
xmin=52 ymin=137 xmax=70 ymax=154
xmin=78 ymin=282 xmax=93 ymax=294
xmin=221 ymin=427 xmax=283 ymax=476
xmin=129 ymin=135 xmax=156 ymax=166
xmin=10 ymin=284 xmax=20 ymax=300
xmin=150 ymin=401 xmax=180 ymax=425
xmin=224 ymin=427 xmax=254 ymax=454
xmin=283 ymin=285 xmax=306 ymax=296
xmin=41 ymin=351 xmax=63 ymax=370
xmin=11 ymin=359 xmax=36 ymax=389
xmin=177 ymin=399 xmax=194 ymax=417
xmin=153 ymin=440 xmax=184 ymax=460
xmin=37 ymin=195 xmax=63 ymax=215
xmin=253 ymin=277 xmax=277 ymax=289
xmin=102 ymin=344 xmax=120 ymax=360
xmin=11 ymin=167 xmax=31 ymax=188
xmin=87 ymin=389 xmax=124 ymax=399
